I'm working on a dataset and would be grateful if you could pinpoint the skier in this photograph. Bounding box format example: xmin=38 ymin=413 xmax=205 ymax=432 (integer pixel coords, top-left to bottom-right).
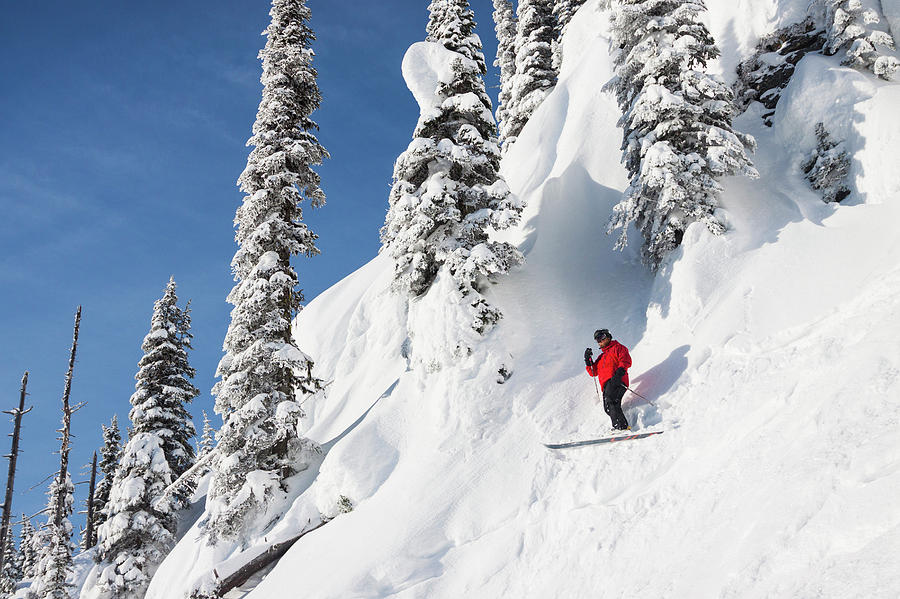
xmin=584 ymin=329 xmax=632 ymax=431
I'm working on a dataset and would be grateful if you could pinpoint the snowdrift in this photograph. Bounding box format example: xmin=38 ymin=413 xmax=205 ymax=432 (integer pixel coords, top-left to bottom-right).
xmin=143 ymin=1 xmax=900 ymax=597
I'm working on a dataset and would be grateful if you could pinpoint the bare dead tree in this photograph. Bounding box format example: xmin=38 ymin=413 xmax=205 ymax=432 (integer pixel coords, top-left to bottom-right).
xmin=26 ymin=308 xmax=86 ymax=597
xmin=0 ymin=371 xmax=33 ymax=571
xmin=54 ymin=306 xmax=83 ymax=529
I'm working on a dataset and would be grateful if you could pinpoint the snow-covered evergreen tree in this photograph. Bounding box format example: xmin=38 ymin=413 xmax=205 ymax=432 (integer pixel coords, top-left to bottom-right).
xmin=80 ymin=451 xmax=98 ymax=552
xmin=553 ymin=0 xmax=586 ymax=31
xmin=19 ymin=517 xmax=37 ymax=581
xmin=92 ymin=416 xmax=122 ymax=535
xmin=130 ymin=277 xmax=198 ymax=507
xmin=802 ymin=122 xmax=852 ymax=203
xmin=175 ymin=298 xmax=194 ymax=346
xmin=492 ymin=0 xmax=518 ymax=145
xmin=504 ymin=0 xmax=557 ymax=145
xmin=93 ymin=434 xmax=174 ymax=599
xmin=0 ymin=528 xmax=21 ymax=596
xmin=381 ymin=0 xmax=523 ymax=333
xmin=426 ymin=0 xmax=488 ymax=66
xmin=606 ymin=0 xmax=758 ymax=268
xmin=9 ymin=530 xmax=24 ymax=585
xmin=197 ymin=411 xmax=215 ymax=460
xmin=820 ymin=0 xmax=899 ymax=79
xmin=207 ymin=0 xmax=326 ymax=542
xmin=26 ymin=473 xmax=74 ymax=599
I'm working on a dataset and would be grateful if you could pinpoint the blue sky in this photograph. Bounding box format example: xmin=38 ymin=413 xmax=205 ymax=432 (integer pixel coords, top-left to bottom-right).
xmin=0 ymin=0 xmax=501 ymax=537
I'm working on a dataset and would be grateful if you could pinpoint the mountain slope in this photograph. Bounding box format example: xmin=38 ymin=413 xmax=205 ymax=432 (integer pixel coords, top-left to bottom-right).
xmin=144 ymin=1 xmax=900 ymax=597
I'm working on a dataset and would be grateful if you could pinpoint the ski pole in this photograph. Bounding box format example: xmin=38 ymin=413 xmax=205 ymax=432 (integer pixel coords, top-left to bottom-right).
xmin=593 ymin=377 xmax=603 ymax=404
xmin=626 ymin=386 xmax=654 ymax=406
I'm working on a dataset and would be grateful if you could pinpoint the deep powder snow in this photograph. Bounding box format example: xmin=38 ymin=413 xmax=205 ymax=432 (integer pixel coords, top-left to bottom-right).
xmin=135 ymin=1 xmax=900 ymax=598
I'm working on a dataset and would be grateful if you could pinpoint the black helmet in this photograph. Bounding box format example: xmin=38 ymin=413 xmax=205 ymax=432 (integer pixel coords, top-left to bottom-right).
xmin=594 ymin=329 xmax=611 ymax=342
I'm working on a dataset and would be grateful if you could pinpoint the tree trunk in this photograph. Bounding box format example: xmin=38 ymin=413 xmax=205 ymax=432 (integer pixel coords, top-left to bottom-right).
xmin=212 ymin=520 xmax=326 ymax=597
xmin=0 ymin=371 xmax=32 ymax=572
xmin=54 ymin=306 xmax=81 ymax=528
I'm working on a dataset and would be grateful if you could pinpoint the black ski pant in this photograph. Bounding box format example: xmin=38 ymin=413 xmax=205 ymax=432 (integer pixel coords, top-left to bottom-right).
xmin=602 ymin=382 xmax=629 ymax=430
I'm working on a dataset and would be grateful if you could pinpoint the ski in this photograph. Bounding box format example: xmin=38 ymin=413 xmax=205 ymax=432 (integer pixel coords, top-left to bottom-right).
xmin=544 ymin=430 xmax=663 ymax=449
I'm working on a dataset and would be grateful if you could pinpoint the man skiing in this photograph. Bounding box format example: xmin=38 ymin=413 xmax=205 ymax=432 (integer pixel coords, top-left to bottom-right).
xmin=584 ymin=329 xmax=632 ymax=431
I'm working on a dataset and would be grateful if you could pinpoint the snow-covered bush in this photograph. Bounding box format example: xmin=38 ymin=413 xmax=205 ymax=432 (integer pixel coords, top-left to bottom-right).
xmin=336 ymin=496 xmax=354 ymax=515
xmin=820 ymin=0 xmax=900 ymax=79
xmin=802 ymin=123 xmax=852 ymax=203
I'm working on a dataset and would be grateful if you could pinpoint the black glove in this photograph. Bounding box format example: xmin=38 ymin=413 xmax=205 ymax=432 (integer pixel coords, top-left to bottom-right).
xmin=584 ymin=348 xmax=593 ymax=367
xmin=607 ymin=367 xmax=626 ymax=391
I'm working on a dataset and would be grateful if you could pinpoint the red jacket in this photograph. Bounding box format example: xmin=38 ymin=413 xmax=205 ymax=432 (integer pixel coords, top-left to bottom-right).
xmin=586 ymin=340 xmax=632 ymax=390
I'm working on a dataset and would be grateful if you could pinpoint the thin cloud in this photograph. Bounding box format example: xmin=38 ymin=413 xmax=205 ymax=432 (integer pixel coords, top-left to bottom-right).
xmin=0 ymin=165 xmax=87 ymax=222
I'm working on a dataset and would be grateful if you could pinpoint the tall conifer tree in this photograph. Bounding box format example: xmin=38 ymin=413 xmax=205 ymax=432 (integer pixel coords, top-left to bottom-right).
xmin=553 ymin=0 xmax=586 ymax=31
xmin=208 ymin=0 xmax=325 ymax=541
xmin=19 ymin=517 xmax=37 ymax=580
xmin=129 ymin=278 xmax=198 ymax=507
xmin=0 ymin=528 xmax=22 ymax=595
xmin=382 ymin=0 xmax=523 ymax=333
xmin=505 ymin=0 xmax=557 ymax=144
xmin=197 ymin=411 xmax=215 ymax=460
xmin=92 ymin=416 xmax=122 ymax=535
xmin=81 ymin=452 xmax=98 ymax=550
xmin=606 ymin=0 xmax=758 ymax=268
xmin=92 ymin=282 xmax=197 ymax=596
xmin=492 ymin=0 xmax=518 ymax=146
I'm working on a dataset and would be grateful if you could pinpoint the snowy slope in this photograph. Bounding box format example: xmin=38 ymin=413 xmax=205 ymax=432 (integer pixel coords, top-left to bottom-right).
xmin=145 ymin=1 xmax=900 ymax=597
xmin=884 ymin=0 xmax=900 ymax=47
